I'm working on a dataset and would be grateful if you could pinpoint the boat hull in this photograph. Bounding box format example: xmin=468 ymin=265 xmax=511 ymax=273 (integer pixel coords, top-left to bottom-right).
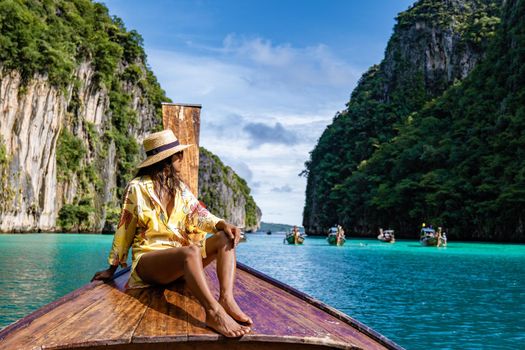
xmin=420 ymin=236 xmax=447 ymax=246
xmin=420 ymin=236 xmax=438 ymax=246
xmin=377 ymin=236 xmax=395 ymax=243
xmin=0 ymin=262 xmax=402 ymax=350
xmin=327 ymin=234 xmax=345 ymax=246
xmin=285 ymin=234 xmax=304 ymax=244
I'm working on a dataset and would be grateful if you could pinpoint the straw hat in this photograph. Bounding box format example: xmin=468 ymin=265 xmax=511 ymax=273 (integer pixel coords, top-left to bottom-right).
xmin=137 ymin=129 xmax=192 ymax=168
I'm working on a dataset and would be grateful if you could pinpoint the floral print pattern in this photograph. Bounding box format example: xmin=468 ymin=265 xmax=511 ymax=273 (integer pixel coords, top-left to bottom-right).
xmin=107 ymin=176 xmax=222 ymax=288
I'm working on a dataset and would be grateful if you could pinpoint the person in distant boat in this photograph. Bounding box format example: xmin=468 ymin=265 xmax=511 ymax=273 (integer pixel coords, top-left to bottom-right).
xmin=336 ymin=225 xmax=345 ymax=245
xmin=92 ymin=130 xmax=251 ymax=338
xmin=292 ymin=225 xmax=300 ymax=244
xmin=437 ymin=227 xmax=445 ymax=247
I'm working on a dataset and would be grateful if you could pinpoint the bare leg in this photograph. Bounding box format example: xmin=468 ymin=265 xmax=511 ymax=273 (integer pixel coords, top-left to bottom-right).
xmin=135 ymin=245 xmax=250 ymax=337
xmin=205 ymin=232 xmax=253 ymax=324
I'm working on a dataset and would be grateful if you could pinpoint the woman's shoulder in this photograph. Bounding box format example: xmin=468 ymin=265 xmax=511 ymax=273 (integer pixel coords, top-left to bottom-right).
xmin=178 ymin=181 xmax=196 ymax=199
xmin=126 ymin=176 xmax=153 ymax=192
xmin=128 ymin=176 xmax=144 ymax=187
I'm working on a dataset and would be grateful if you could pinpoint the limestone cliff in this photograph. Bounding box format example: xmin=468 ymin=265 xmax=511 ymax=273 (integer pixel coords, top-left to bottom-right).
xmin=0 ymin=61 xmax=159 ymax=232
xmin=0 ymin=0 xmax=260 ymax=232
xmin=199 ymin=147 xmax=261 ymax=232
xmin=303 ymin=0 xmax=502 ymax=234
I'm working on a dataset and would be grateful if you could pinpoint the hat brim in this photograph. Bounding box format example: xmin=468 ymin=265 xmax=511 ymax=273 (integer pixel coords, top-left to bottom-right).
xmin=137 ymin=144 xmax=192 ymax=168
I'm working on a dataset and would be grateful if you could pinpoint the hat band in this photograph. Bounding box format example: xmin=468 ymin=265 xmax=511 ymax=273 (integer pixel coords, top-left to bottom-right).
xmin=146 ymin=140 xmax=180 ymax=156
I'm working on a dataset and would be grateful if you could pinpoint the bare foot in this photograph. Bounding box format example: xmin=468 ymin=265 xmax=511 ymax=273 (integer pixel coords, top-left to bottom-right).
xmin=219 ymin=296 xmax=253 ymax=325
xmin=206 ymin=306 xmax=251 ymax=338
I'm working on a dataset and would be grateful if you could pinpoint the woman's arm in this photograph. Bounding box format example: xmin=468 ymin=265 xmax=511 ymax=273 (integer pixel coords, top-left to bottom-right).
xmin=91 ymin=265 xmax=117 ymax=282
xmin=182 ymin=184 xmax=222 ymax=233
xmin=92 ymin=184 xmax=139 ymax=281
xmin=215 ymin=220 xmax=242 ymax=247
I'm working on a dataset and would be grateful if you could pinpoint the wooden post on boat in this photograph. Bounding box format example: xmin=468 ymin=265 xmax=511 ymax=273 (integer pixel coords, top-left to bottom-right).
xmin=162 ymin=103 xmax=201 ymax=196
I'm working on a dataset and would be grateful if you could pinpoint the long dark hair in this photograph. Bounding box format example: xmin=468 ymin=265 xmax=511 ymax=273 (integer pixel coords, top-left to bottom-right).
xmin=136 ymin=155 xmax=182 ymax=203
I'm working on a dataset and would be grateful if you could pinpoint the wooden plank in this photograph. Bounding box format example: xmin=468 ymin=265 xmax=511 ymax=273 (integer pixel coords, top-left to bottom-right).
xmin=0 ymin=280 xmax=102 ymax=342
xmin=0 ymin=263 xmax=401 ymax=350
xmin=67 ymin=341 xmax=352 ymax=350
xmin=238 ymin=273 xmax=377 ymax=348
xmin=0 ymin=283 xmax=115 ymax=349
xmin=132 ymin=281 xmax=189 ymax=342
xmin=190 ymin=262 xmax=382 ymax=348
xmin=199 ymin=263 xmax=360 ymax=349
xmin=233 ymin=270 xmax=347 ymax=339
xmin=162 ymin=103 xmax=201 ymax=196
xmin=184 ymin=284 xmax=216 ymax=340
xmin=29 ymin=286 xmax=149 ymax=349
xmin=236 ymin=263 xmax=401 ymax=350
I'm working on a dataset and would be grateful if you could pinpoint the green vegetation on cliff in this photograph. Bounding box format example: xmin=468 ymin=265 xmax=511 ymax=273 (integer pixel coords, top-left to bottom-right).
xmin=0 ymin=136 xmax=15 ymax=212
xmin=303 ymin=0 xmax=515 ymax=241
xmin=199 ymin=147 xmax=259 ymax=229
xmin=359 ymin=0 xmax=525 ymax=241
xmin=56 ymin=128 xmax=86 ymax=178
xmin=0 ymin=0 xmax=169 ymax=230
xmin=1 ymin=0 xmax=143 ymax=88
xmin=57 ymin=198 xmax=94 ymax=231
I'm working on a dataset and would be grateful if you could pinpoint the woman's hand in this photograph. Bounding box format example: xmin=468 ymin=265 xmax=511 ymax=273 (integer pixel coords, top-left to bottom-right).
xmin=216 ymin=221 xmax=242 ymax=248
xmin=91 ymin=266 xmax=117 ymax=282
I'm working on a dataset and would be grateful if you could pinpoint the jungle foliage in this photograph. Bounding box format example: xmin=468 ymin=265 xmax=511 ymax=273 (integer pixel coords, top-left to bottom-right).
xmin=304 ymin=0 xmax=525 ymax=241
xmin=0 ymin=0 xmax=168 ymax=230
xmin=199 ymin=147 xmax=259 ymax=229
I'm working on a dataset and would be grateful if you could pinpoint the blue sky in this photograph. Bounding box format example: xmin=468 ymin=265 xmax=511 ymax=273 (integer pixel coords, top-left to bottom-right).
xmin=104 ymin=0 xmax=415 ymax=226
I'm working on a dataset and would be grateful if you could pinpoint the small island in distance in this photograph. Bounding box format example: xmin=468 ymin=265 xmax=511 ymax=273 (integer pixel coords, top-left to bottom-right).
xmin=257 ymin=222 xmax=303 ymax=233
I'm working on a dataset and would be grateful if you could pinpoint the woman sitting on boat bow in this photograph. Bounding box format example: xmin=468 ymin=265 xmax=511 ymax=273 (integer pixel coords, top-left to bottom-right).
xmin=92 ymin=130 xmax=252 ymax=338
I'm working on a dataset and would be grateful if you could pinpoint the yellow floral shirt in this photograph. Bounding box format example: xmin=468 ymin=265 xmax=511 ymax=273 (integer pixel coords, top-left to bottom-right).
xmin=107 ymin=175 xmax=222 ymax=287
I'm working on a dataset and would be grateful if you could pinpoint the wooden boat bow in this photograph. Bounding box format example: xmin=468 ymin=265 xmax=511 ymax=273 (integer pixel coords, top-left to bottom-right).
xmin=0 ymin=262 xmax=403 ymax=350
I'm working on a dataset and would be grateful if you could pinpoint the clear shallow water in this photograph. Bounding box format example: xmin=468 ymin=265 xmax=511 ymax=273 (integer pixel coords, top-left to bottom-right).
xmin=1 ymin=233 xmax=524 ymax=349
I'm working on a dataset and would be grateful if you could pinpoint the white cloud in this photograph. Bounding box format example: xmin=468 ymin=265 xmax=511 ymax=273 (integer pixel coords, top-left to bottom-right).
xmin=220 ymin=157 xmax=253 ymax=183
xmin=272 ymin=184 xmax=293 ymax=193
xmin=223 ymin=35 xmax=294 ymax=67
xmin=146 ymin=36 xmax=361 ymax=225
xmin=243 ymin=122 xmax=298 ymax=148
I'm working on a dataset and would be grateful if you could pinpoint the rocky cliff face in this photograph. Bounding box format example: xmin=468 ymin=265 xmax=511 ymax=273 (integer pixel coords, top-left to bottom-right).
xmin=0 ymin=0 xmax=260 ymax=233
xmin=303 ymin=0 xmax=502 ymax=234
xmin=350 ymin=0 xmax=525 ymax=241
xmin=382 ymin=0 xmax=501 ymax=99
xmin=0 ymin=63 xmax=260 ymax=232
xmin=199 ymin=148 xmax=261 ymax=232
xmin=1 ymin=69 xmax=63 ymax=231
xmin=0 ymin=61 xmax=158 ymax=232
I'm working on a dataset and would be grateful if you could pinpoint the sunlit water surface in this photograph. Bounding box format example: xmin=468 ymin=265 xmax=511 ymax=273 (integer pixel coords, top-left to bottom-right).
xmin=0 ymin=233 xmax=523 ymax=349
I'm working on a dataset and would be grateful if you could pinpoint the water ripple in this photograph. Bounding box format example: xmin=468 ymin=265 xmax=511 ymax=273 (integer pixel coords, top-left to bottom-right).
xmin=0 ymin=234 xmax=524 ymax=350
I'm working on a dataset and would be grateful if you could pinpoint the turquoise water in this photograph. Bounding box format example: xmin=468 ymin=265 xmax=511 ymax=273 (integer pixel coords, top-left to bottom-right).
xmin=0 ymin=233 xmax=524 ymax=349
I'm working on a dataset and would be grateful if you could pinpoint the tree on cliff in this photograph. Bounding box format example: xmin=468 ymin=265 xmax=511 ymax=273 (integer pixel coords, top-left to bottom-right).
xmin=302 ymin=0 xmax=525 ymax=242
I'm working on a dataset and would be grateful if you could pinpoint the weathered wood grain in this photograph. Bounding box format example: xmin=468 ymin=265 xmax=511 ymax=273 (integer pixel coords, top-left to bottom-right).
xmin=1 ymin=283 xmax=150 ymax=349
xmin=0 ymin=262 xmax=402 ymax=350
xmin=162 ymin=103 xmax=201 ymax=196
